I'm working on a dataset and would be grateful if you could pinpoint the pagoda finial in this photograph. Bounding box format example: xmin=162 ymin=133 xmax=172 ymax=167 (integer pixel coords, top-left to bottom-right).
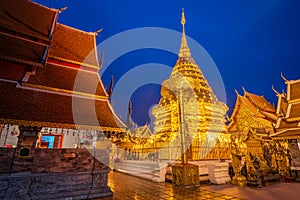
xmin=179 ymin=8 xmax=191 ymax=58
xmin=181 ymin=8 xmax=186 ymax=25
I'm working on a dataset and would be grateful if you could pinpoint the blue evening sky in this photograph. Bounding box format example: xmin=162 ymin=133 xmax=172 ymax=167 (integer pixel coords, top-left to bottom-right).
xmin=34 ymin=0 xmax=300 ymax=127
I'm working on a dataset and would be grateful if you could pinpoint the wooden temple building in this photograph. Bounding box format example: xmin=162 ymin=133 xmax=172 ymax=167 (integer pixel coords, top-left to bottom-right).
xmin=271 ymin=76 xmax=300 ymax=171
xmin=0 ymin=0 xmax=125 ymax=199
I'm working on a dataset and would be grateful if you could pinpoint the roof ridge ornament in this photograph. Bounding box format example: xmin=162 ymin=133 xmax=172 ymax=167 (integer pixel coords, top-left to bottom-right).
xmin=95 ymin=28 xmax=103 ymax=36
xmin=234 ymin=89 xmax=239 ymax=95
xmin=272 ymin=85 xmax=280 ymax=96
xmin=242 ymin=86 xmax=247 ymax=96
xmin=281 ymin=72 xmax=288 ymax=83
xmin=58 ymin=6 xmax=68 ymax=13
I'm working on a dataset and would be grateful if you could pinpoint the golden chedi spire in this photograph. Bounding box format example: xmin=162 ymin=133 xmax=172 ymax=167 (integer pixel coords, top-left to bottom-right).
xmin=179 ymin=9 xmax=191 ymax=58
xmin=177 ymin=9 xmax=195 ymax=64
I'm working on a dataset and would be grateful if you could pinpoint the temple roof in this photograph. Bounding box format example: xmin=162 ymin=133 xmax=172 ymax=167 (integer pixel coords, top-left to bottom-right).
xmin=276 ymin=118 xmax=298 ymax=129
xmin=0 ymin=0 xmax=57 ymax=42
xmin=0 ymin=32 xmax=46 ymax=67
xmin=273 ymin=77 xmax=300 ymax=132
xmin=228 ymin=89 xmax=276 ymax=132
xmin=231 ymin=89 xmax=276 ymax=120
xmin=271 ymin=128 xmax=300 ymax=140
xmin=289 ymin=79 xmax=300 ymax=101
xmin=0 ymin=0 xmax=126 ymax=130
xmin=27 ymin=63 xmax=108 ymax=97
xmin=48 ymin=23 xmax=100 ymax=69
xmin=0 ymin=81 xmax=124 ymax=130
xmin=288 ymin=103 xmax=300 ymax=119
xmin=244 ymin=90 xmax=275 ymax=113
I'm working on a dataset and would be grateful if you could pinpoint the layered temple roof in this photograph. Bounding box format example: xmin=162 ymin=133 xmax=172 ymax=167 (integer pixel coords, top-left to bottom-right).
xmin=0 ymin=0 xmax=125 ymax=131
xmin=227 ymin=88 xmax=276 ymax=137
xmin=0 ymin=0 xmax=58 ymax=42
xmin=271 ymin=77 xmax=300 ymax=140
xmin=48 ymin=23 xmax=100 ymax=68
xmin=0 ymin=0 xmax=57 ymax=81
xmin=0 ymin=81 xmax=123 ymax=130
xmin=0 ymin=31 xmax=47 ymax=67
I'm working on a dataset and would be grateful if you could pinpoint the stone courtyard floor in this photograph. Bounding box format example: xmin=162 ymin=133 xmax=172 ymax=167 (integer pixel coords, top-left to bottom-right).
xmin=98 ymin=171 xmax=300 ymax=200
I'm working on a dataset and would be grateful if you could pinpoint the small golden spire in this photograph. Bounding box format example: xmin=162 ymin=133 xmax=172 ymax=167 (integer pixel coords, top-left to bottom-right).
xmin=179 ymin=8 xmax=191 ymax=58
xmin=181 ymin=8 xmax=186 ymax=25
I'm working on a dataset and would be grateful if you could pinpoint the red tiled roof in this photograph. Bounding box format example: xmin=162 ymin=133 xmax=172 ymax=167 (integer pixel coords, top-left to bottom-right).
xmin=0 ymin=81 xmax=125 ymax=129
xmin=245 ymin=92 xmax=275 ymax=113
xmin=277 ymin=119 xmax=298 ymax=129
xmin=28 ymin=63 xmax=107 ymax=97
xmin=290 ymin=81 xmax=300 ymax=100
xmin=0 ymin=0 xmax=57 ymax=41
xmin=241 ymin=96 xmax=260 ymax=114
xmin=271 ymin=129 xmax=300 ymax=139
xmin=288 ymin=103 xmax=300 ymax=119
xmin=48 ymin=24 xmax=99 ymax=67
xmin=0 ymin=1 xmax=125 ymax=131
xmin=0 ymin=32 xmax=46 ymax=67
xmin=0 ymin=60 xmax=32 ymax=81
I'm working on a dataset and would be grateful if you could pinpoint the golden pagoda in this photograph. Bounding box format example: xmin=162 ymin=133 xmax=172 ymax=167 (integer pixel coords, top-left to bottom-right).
xmin=151 ymin=10 xmax=229 ymax=161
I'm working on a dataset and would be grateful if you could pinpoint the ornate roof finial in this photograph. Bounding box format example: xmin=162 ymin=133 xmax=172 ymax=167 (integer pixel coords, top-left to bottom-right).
xmin=280 ymin=72 xmax=288 ymax=83
xmin=95 ymin=28 xmax=103 ymax=36
xmin=58 ymin=6 xmax=68 ymax=13
xmin=179 ymin=8 xmax=191 ymax=58
xmin=234 ymin=89 xmax=239 ymax=95
xmin=272 ymin=85 xmax=280 ymax=96
xmin=242 ymin=86 xmax=247 ymax=95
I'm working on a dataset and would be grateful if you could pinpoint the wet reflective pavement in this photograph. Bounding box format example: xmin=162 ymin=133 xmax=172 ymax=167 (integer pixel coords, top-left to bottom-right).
xmin=99 ymin=171 xmax=244 ymax=200
xmin=98 ymin=171 xmax=300 ymax=200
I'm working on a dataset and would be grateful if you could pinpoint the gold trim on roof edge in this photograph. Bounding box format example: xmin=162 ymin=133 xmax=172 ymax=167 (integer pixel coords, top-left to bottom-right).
xmin=21 ymin=82 xmax=108 ymax=100
xmin=48 ymin=56 xmax=100 ymax=70
xmin=0 ymin=118 xmax=125 ymax=132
